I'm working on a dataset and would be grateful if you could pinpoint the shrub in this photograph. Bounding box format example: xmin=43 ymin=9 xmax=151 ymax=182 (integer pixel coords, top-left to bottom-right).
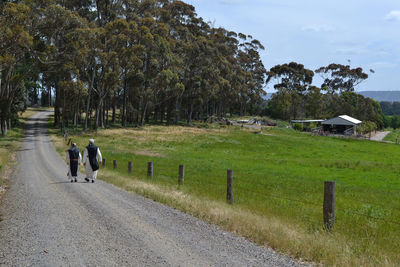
xmin=293 ymin=123 xmax=303 ymax=131
xmin=357 ymin=121 xmax=377 ymax=135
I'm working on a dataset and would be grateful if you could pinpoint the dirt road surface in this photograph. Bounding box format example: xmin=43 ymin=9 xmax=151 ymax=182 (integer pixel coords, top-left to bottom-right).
xmin=0 ymin=111 xmax=303 ymax=266
xmin=370 ymin=131 xmax=391 ymax=141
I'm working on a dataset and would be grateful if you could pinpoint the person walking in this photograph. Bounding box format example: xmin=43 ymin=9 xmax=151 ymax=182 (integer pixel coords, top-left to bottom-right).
xmin=66 ymin=143 xmax=82 ymax=183
xmin=83 ymin=139 xmax=102 ymax=183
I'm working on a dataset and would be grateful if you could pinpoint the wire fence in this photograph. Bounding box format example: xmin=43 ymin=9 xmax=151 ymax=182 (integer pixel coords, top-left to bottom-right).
xmin=235 ymin=185 xmax=321 ymax=207
xmin=100 ymin=157 xmax=400 ymax=227
xmin=64 ymin=130 xmax=400 ymax=229
xmin=337 ymin=210 xmax=400 ymax=226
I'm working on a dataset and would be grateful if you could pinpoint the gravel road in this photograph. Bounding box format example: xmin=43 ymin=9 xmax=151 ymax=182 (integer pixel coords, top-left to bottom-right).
xmin=370 ymin=131 xmax=391 ymax=141
xmin=0 ymin=111 xmax=304 ymax=266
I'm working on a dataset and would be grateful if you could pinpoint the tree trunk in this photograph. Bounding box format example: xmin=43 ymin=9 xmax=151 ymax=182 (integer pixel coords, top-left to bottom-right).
xmin=1 ymin=119 xmax=7 ymax=137
xmin=112 ymin=92 xmax=116 ymax=123
xmin=102 ymin=101 xmax=107 ymax=128
xmin=48 ymin=85 xmax=52 ymax=107
xmin=54 ymin=83 xmax=61 ymax=127
xmin=122 ymin=81 xmax=127 ymax=127
xmin=83 ymin=70 xmax=94 ymax=132
xmin=75 ymin=89 xmax=82 ymax=128
xmin=106 ymin=102 xmax=109 ymax=127
xmin=161 ymin=105 xmax=165 ymax=123
xmin=99 ymin=102 xmax=104 ymax=128
xmin=112 ymin=103 xmax=116 ymax=123
xmin=166 ymin=104 xmax=173 ymax=126
xmin=175 ymin=97 xmax=181 ymax=124
xmin=140 ymin=100 xmax=148 ymax=127
xmin=94 ymin=101 xmax=101 ymax=131
xmin=187 ymin=103 xmax=193 ymax=125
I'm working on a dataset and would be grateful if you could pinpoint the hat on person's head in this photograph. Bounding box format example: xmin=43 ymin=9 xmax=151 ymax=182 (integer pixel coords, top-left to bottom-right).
xmin=72 ymin=143 xmax=77 ymax=147
xmin=89 ymin=139 xmax=95 ymax=144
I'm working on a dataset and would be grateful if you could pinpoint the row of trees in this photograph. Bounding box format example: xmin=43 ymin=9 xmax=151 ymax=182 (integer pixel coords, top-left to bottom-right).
xmin=380 ymin=102 xmax=400 ymax=115
xmin=265 ymin=62 xmax=383 ymax=128
xmin=382 ymin=116 xmax=400 ymax=129
xmin=1 ymin=0 xmax=267 ymax=136
xmin=1 ymin=1 xmax=384 ymax=137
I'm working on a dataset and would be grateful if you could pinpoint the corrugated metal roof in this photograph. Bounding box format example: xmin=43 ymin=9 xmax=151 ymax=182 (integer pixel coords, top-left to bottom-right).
xmin=338 ymin=115 xmax=362 ymax=124
xmin=322 ymin=115 xmax=362 ymax=126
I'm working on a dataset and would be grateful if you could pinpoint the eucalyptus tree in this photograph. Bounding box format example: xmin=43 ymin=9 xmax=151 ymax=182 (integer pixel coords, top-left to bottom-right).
xmin=0 ymin=0 xmax=274 ymax=133
xmin=236 ymin=33 xmax=267 ymax=115
xmin=315 ymin=64 xmax=368 ymax=94
xmin=103 ymin=18 xmax=141 ymax=126
xmin=35 ymin=4 xmax=87 ymax=128
xmin=267 ymin=62 xmax=314 ymax=119
xmin=91 ymin=26 xmax=122 ymax=130
xmin=305 ymin=86 xmax=323 ymax=118
xmin=0 ymin=3 xmax=35 ymax=136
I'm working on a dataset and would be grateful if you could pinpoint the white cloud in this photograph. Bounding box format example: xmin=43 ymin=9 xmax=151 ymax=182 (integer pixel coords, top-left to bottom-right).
xmin=302 ymin=24 xmax=335 ymax=33
xmin=368 ymin=61 xmax=397 ymax=69
xmin=335 ymin=45 xmax=369 ymax=56
xmin=218 ymin=0 xmax=244 ymax=4
xmin=385 ymin=10 xmax=400 ymax=22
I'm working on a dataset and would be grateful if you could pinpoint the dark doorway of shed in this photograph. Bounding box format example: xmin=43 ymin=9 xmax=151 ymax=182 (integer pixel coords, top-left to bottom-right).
xmin=323 ymin=125 xmax=354 ymax=135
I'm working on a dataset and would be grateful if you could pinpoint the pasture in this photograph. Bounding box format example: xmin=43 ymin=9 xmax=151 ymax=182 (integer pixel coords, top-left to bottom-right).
xmin=50 ymin=120 xmax=400 ymax=266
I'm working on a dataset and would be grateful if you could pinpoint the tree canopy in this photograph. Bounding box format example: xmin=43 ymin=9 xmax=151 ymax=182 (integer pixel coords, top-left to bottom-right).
xmin=0 ymin=1 xmax=384 ymax=136
xmin=0 ymin=0 xmax=268 ymax=135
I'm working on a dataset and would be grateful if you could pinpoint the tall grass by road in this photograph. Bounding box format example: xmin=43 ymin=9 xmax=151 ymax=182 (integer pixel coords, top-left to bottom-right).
xmin=50 ymin=119 xmax=400 ymax=266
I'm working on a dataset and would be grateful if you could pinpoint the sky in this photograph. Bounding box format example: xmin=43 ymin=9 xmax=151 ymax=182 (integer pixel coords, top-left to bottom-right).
xmin=186 ymin=0 xmax=400 ymax=93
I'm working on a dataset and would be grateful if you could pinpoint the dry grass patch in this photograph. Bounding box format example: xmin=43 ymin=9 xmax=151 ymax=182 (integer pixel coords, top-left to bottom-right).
xmin=133 ymin=150 xmax=164 ymax=157
xmin=97 ymin=171 xmax=389 ymax=267
xmin=97 ymin=125 xmax=230 ymax=143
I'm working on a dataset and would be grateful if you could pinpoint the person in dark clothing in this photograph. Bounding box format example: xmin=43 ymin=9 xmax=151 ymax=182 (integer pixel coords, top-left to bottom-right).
xmin=66 ymin=143 xmax=82 ymax=183
xmin=83 ymin=139 xmax=102 ymax=183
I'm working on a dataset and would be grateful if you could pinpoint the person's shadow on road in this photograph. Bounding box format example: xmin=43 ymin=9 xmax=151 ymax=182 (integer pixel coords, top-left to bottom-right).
xmin=49 ymin=181 xmax=88 ymax=184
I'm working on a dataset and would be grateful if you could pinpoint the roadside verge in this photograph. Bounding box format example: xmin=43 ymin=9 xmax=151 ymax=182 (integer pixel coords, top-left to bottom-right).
xmin=0 ymin=108 xmax=50 ymax=201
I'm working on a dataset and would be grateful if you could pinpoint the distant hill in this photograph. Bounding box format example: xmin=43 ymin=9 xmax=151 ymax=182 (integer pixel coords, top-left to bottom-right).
xmin=358 ymin=91 xmax=400 ymax=102
xmin=264 ymin=91 xmax=400 ymax=102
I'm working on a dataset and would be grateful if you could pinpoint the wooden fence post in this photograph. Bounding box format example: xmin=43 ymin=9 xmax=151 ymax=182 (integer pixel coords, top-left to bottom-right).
xmin=323 ymin=181 xmax=336 ymax=230
xmin=178 ymin=165 xmax=184 ymax=185
xmin=147 ymin=162 xmax=153 ymax=178
xmin=227 ymin=170 xmax=233 ymax=204
xmin=113 ymin=160 xmax=117 ymax=169
xmin=128 ymin=161 xmax=133 ymax=173
xmin=102 ymin=158 xmax=106 ymax=167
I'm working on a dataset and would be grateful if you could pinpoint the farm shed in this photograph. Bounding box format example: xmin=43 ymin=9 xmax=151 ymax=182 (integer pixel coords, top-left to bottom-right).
xmin=322 ymin=115 xmax=362 ymax=135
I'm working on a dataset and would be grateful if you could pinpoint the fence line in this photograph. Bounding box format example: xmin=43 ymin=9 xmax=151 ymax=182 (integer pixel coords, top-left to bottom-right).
xmin=337 ymin=200 xmax=400 ymax=214
xmin=235 ymin=180 xmax=320 ymax=197
xmin=337 ymin=183 xmax=400 ymax=195
xmin=184 ymin=178 xmax=226 ymax=188
xmin=337 ymin=210 xmax=400 ymax=226
xmin=73 ymin=145 xmax=400 ymax=228
xmin=235 ymin=185 xmax=321 ymax=207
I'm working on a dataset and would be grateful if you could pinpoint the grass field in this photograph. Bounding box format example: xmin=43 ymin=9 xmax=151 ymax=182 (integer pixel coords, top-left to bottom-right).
xmin=50 ymin=118 xmax=400 ymax=266
xmin=384 ymin=128 xmax=400 ymax=143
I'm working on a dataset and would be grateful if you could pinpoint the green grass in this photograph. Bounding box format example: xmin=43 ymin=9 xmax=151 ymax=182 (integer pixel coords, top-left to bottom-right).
xmin=384 ymin=128 xmax=400 ymax=143
xmin=49 ymin=119 xmax=400 ymax=266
